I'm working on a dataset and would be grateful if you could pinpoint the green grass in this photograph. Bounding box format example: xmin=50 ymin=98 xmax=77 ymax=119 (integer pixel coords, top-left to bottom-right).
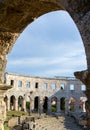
xmin=6 ymin=110 xmax=28 ymax=120
xmin=4 ymin=125 xmax=10 ymax=130
xmin=51 ymin=106 xmax=56 ymax=112
xmin=4 ymin=111 xmax=29 ymax=130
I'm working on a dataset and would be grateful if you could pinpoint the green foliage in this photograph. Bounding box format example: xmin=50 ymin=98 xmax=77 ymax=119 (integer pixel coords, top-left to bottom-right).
xmin=70 ymin=105 xmax=75 ymax=111
xmin=6 ymin=110 xmax=28 ymax=120
xmin=51 ymin=105 xmax=56 ymax=112
xmin=26 ymin=101 xmax=30 ymax=109
xmin=4 ymin=125 xmax=10 ymax=130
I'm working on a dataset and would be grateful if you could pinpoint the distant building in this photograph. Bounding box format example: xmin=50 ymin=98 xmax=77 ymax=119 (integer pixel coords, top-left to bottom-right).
xmin=4 ymin=72 xmax=87 ymax=114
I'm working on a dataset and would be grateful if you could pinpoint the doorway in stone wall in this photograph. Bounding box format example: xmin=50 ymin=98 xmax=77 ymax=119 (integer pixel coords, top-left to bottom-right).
xmin=60 ymin=97 xmax=65 ymax=111
xmin=51 ymin=97 xmax=57 ymax=112
xmin=34 ymin=96 xmax=39 ymax=112
xmin=43 ymin=96 xmax=48 ymax=113
xmin=10 ymin=95 xmax=15 ymax=110
xmin=69 ymin=97 xmax=76 ymax=111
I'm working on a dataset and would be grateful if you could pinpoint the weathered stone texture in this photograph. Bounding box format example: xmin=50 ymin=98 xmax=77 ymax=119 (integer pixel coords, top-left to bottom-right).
xmin=5 ymin=73 xmax=86 ymax=114
xmin=0 ymin=0 xmax=90 ymax=129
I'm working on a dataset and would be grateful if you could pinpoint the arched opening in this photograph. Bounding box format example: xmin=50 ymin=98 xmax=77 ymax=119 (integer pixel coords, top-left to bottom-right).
xmin=43 ymin=96 xmax=48 ymax=113
xmin=60 ymin=97 xmax=65 ymax=111
xmin=18 ymin=96 xmax=23 ymax=111
xmin=69 ymin=97 xmax=76 ymax=112
xmin=10 ymin=95 xmax=16 ymax=110
xmin=6 ymin=11 xmax=86 ymax=78
xmin=51 ymin=97 xmax=57 ymax=112
xmin=34 ymin=96 xmax=39 ymax=112
xmin=4 ymin=7 xmax=87 ymax=127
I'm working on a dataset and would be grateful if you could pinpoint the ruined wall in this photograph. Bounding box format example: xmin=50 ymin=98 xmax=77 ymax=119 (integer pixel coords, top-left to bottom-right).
xmin=4 ymin=73 xmax=86 ymax=114
xmin=0 ymin=0 xmax=90 ymax=129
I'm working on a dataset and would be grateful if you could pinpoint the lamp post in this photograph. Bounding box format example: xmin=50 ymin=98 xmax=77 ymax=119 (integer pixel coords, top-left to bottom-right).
xmin=29 ymin=91 xmax=33 ymax=116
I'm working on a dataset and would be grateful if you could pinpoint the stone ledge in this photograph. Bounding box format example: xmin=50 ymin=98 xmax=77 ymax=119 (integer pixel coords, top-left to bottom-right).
xmin=0 ymin=84 xmax=12 ymax=90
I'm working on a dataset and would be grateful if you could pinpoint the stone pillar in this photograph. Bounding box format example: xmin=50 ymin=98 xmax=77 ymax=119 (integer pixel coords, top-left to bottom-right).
xmin=29 ymin=93 xmax=34 ymax=115
xmin=57 ymin=99 xmax=60 ymax=113
xmin=38 ymin=98 xmax=43 ymax=116
xmin=74 ymin=70 xmax=90 ymax=129
xmin=83 ymin=101 xmax=86 ymax=112
xmin=85 ymin=89 xmax=90 ymax=129
xmin=22 ymin=98 xmax=26 ymax=112
xmin=15 ymin=99 xmax=18 ymax=111
xmin=7 ymin=99 xmax=10 ymax=111
xmin=0 ymin=54 xmax=7 ymax=84
xmin=0 ymin=84 xmax=12 ymax=130
xmin=48 ymin=99 xmax=51 ymax=114
xmin=75 ymin=99 xmax=79 ymax=113
xmin=30 ymin=99 xmax=34 ymax=111
xmin=65 ymin=99 xmax=69 ymax=114
xmin=0 ymin=91 xmax=6 ymax=130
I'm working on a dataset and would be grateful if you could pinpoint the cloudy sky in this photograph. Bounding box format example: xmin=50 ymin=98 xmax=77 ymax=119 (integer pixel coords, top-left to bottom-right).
xmin=6 ymin=11 xmax=87 ymax=78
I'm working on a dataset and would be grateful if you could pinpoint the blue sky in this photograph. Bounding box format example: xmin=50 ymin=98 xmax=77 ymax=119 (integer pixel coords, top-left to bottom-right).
xmin=6 ymin=11 xmax=87 ymax=78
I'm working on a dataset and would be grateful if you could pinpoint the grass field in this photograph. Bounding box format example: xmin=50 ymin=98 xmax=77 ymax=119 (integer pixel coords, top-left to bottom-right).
xmin=4 ymin=125 xmax=10 ymax=130
xmin=6 ymin=110 xmax=28 ymax=120
xmin=4 ymin=110 xmax=29 ymax=130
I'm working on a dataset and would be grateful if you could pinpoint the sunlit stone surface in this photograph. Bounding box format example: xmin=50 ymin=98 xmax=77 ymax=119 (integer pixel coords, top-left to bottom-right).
xmin=0 ymin=0 xmax=90 ymax=129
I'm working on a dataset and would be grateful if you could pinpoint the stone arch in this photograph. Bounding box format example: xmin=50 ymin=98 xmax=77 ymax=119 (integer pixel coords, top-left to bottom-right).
xmin=68 ymin=97 xmax=76 ymax=112
xmin=0 ymin=0 xmax=89 ymax=84
xmin=10 ymin=95 xmax=16 ymax=110
xmin=0 ymin=0 xmax=90 ymax=129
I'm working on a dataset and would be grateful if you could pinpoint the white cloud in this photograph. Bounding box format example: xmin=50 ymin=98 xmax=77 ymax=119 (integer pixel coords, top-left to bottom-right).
xmin=6 ymin=11 xmax=87 ymax=77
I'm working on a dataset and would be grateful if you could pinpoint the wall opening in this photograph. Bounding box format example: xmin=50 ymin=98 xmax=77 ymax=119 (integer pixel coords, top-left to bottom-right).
xmin=34 ymin=96 xmax=39 ymax=112
xmin=43 ymin=96 xmax=48 ymax=113
xmin=6 ymin=11 xmax=87 ymax=78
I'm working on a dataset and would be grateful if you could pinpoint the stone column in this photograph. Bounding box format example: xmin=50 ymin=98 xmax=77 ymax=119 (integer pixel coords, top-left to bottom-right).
xmin=0 ymin=91 xmax=6 ymax=130
xmin=74 ymin=70 xmax=90 ymax=129
xmin=22 ymin=98 xmax=26 ymax=112
xmin=75 ymin=99 xmax=79 ymax=113
xmin=0 ymin=84 xmax=12 ymax=130
xmin=7 ymin=99 xmax=10 ymax=111
xmin=57 ymin=99 xmax=60 ymax=113
xmin=65 ymin=98 xmax=69 ymax=114
xmin=83 ymin=101 xmax=86 ymax=112
xmin=0 ymin=54 xmax=7 ymax=84
xmin=38 ymin=98 xmax=43 ymax=116
xmin=47 ymin=99 xmax=52 ymax=114
xmin=30 ymin=99 xmax=34 ymax=111
xmin=85 ymin=89 xmax=90 ymax=129
xmin=15 ymin=98 xmax=18 ymax=111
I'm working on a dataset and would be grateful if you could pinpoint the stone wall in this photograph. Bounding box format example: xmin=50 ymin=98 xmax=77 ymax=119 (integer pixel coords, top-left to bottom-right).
xmin=4 ymin=73 xmax=86 ymax=114
xmin=0 ymin=0 xmax=90 ymax=129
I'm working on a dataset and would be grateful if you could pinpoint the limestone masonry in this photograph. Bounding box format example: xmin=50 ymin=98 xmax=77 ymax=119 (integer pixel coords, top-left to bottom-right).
xmin=0 ymin=0 xmax=90 ymax=129
xmin=4 ymin=73 xmax=87 ymax=114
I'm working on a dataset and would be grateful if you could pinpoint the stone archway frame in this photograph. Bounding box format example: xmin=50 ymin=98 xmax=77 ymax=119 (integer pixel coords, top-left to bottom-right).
xmin=0 ymin=0 xmax=90 ymax=129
